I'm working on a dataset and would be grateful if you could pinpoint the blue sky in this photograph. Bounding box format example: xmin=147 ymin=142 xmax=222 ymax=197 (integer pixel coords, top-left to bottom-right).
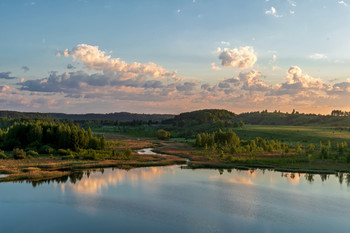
xmin=1 ymin=0 xmax=350 ymax=114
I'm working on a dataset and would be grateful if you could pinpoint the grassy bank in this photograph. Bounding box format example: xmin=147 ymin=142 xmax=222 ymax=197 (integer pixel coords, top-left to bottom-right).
xmin=0 ymin=134 xmax=186 ymax=183
xmin=0 ymin=153 xmax=186 ymax=183
xmin=2 ymin=130 xmax=350 ymax=183
xmin=155 ymin=141 xmax=350 ymax=174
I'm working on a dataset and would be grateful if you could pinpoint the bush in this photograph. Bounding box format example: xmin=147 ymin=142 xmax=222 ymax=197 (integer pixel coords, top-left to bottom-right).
xmin=27 ymin=150 xmax=39 ymax=157
xmin=62 ymin=154 xmax=75 ymax=160
xmin=39 ymin=145 xmax=55 ymax=154
xmin=124 ymin=148 xmax=132 ymax=158
xmin=57 ymin=149 xmax=69 ymax=155
xmin=157 ymin=129 xmax=171 ymax=140
xmin=13 ymin=148 xmax=26 ymax=160
xmin=0 ymin=150 xmax=7 ymax=159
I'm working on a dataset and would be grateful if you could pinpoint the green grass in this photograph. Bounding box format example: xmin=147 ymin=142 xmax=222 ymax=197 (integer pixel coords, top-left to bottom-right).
xmin=92 ymin=125 xmax=157 ymax=138
xmin=231 ymin=125 xmax=350 ymax=147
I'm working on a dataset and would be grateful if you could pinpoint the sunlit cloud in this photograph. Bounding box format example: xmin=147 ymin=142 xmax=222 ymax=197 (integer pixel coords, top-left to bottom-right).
xmin=328 ymin=82 xmax=350 ymax=95
xmin=57 ymin=44 xmax=180 ymax=81
xmin=270 ymin=66 xmax=328 ymax=96
xmin=4 ymin=43 xmax=350 ymax=114
xmin=211 ymin=62 xmax=221 ymax=71
xmin=218 ymin=46 xmax=257 ymax=69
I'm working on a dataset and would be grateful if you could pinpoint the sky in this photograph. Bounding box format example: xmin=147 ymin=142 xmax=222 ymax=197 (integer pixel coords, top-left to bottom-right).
xmin=1 ymin=0 xmax=350 ymax=114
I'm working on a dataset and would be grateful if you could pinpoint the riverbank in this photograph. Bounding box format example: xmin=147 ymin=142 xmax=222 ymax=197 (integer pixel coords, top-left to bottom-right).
xmin=155 ymin=141 xmax=350 ymax=174
xmin=1 ymin=134 xmax=350 ymax=183
xmin=0 ymin=153 xmax=186 ymax=182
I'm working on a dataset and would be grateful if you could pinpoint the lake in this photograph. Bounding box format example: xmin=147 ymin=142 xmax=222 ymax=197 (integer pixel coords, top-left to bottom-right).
xmin=0 ymin=166 xmax=350 ymax=233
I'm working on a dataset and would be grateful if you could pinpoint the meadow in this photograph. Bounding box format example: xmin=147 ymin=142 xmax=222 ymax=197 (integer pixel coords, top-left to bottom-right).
xmin=232 ymin=125 xmax=350 ymax=146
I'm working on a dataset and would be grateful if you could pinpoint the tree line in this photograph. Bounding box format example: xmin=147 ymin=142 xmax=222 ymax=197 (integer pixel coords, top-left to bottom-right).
xmin=195 ymin=129 xmax=350 ymax=162
xmin=0 ymin=120 xmax=106 ymax=152
xmin=331 ymin=110 xmax=350 ymax=116
xmin=195 ymin=129 xmax=290 ymax=155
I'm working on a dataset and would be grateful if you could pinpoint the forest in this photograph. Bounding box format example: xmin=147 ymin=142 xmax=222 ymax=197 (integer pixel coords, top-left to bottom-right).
xmin=0 ymin=119 xmax=115 ymax=161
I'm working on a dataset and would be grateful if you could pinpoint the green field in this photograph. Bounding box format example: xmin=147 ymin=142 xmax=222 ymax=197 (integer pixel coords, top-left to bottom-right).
xmin=232 ymin=125 xmax=350 ymax=147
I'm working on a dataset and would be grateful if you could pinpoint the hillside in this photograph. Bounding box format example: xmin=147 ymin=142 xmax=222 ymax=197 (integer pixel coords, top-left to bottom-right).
xmin=164 ymin=109 xmax=236 ymax=126
xmin=1 ymin=109 xmax=350 ymax=127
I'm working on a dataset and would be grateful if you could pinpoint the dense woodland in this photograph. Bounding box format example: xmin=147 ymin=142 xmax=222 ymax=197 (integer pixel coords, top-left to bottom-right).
xmin=0 ymin=120 xmax=105 ymax=151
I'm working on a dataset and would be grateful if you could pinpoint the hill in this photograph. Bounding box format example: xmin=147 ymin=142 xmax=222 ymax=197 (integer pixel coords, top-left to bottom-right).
xmin=164 ymin=109 xmax=236 ymax=126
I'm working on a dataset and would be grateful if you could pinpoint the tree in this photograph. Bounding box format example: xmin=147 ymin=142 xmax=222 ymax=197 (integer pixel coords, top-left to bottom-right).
xmin=157 ymin=129 xmax=170 ymax=140
xmin=296 ymin=143 xmax=303 ymax=155
xmin=239 ymin=120 xmax=245 ymax=128
xmin=306 ymin=143 xmax=315 ymax=153
xmin=196 ymin=134 xmax=202 ymax=147
xmin=100 ymin=135 xmax=106 ymax=150
xmin=124 ymin=148 xmax=132 ymax=158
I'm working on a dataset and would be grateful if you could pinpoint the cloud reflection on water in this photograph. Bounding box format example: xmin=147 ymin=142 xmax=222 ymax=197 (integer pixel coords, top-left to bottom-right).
xmin=60 ymin=166 xmax=175 ymax=195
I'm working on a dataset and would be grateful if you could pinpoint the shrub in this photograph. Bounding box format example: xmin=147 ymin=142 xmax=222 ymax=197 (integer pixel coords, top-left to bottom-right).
xmin=39 ymin=145 xmax=55 ymax=154
xmin=124 ymin=148 xmax=132 ymax=158
xmin=0 ymin=150 xmax=7 ymax=159
xmin=13 ymin=148 xmax=26 ymax=160
xmin=62 ymin=154 xmax=75 ymax=160
xmin=57 ymin=149 xmax=69 ymax=155
xmin=27 ymin=150 xmax=39 ymax=157
xmin=157 ymin=129 xmax=171 ymax=140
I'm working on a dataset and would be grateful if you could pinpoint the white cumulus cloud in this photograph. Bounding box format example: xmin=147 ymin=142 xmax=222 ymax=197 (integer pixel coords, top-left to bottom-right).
xmin=218 ymin=46 xmax=257 ymax=69
xmin=57 ymin=44 xmax=179 ymax=81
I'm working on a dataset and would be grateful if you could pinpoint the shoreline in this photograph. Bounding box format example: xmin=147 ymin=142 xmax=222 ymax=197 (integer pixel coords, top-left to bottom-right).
xmin=2 ymin=156 xmax=349 ymax=183
xmin=1 ymin=136 xmax=350 ymax=183
xmin=1 ymin=156 xmax=349 ymax=183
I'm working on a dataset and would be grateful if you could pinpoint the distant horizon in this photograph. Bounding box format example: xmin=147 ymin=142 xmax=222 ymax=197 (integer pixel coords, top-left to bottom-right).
xmin=0 ymin=108 xmax=343 ymax=116
xmin=1 ymin=0 xmax=350 ymax=114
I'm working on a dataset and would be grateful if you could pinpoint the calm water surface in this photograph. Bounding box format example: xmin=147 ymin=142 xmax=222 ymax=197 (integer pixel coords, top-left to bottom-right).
xmin=1 ymin=166 xmax=350 ymax=233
